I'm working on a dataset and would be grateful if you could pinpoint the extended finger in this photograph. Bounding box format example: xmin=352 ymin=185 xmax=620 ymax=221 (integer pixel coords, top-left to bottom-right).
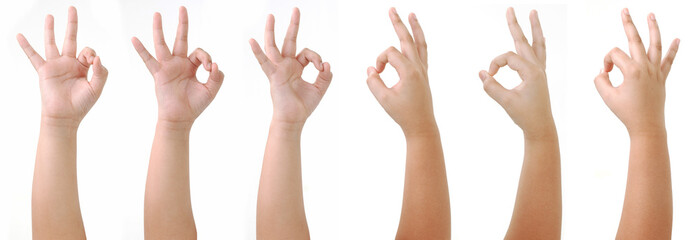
xmin=264 ymin=14 xmax=282 ymax=61
xmin=506 ymin=7 xmax=537 ymax=61
xmin=173 ymin=6 xmax=189 ymax=57
xmin=621 ymin=8 xmax=646 ymax=61
xmin=131 ymin=37 xmax=160 ymax=74
xmin=647 ymin=13 xmax=662 ymax=65
xmin=529 ymin=10 xmax=546 ymax=65
xmin=389 ymin=8 xmax=419 ymax=60
xmin=281 ymin=7 xmax=300 ymax=57
xmin=153 ymin=12 xmax=171 ymax=60
xmin=660 ymin=38 xmax=680 ymax=78
xmin=249 ymin=38 xmax=275 ymax=76
xmin=16 ymin=34 xmax=45 ymax=70
xmin=44 ymin=15 xmax=59 ymax=59
xmin=408 ymin=13 xmax=428 ymax=65
xmin=62 ymin=6 xmax=78 ymax=57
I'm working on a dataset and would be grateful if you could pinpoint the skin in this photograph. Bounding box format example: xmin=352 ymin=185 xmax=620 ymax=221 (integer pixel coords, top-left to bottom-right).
xmin=17 ymin=6 xmax=108 ymax=240
xmin=593 ymin=9 xmax=679 ymax=239
xmin=478 ymin=8 xmax=561 ymax=239
xmin=249 ymin=8 xmax=332 ymax=240
xmin=365 ymin=8 xmax=450 ymax=240
xmin=131 ymin=6 xmax=224 ymax=240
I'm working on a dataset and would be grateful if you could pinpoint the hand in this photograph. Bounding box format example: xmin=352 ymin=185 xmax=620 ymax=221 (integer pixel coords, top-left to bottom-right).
xmin=249 ymin=8 xmax=333 ymax=128
xmin=478 ymin=8 xmax=554 ymax=138
xmin=366 ymin=8 xmax=435 ymax=137
xmin=17 ymin=6 xmax=108 ymax=127
xmin=594 ymin=9 xmax=679 ymax=136
xmin=132 ymin=6 xmax=224 ymax=126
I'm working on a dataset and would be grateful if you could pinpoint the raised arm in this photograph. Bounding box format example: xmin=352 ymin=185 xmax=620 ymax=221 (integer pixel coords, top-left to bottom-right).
xmin=131 ymin=6 xmax=224 ymax=239
xmin=365 ymin=8 xmax=450 ymax=239
xmin=249 ymin=8 xmax=332 ymax=239
xmin=478 ymin=8 xmax=561 ymax=239
xmin=593 ymin=9 xmax=679 ymax=239
xmin=17 ymin=6 xmax=108 ymax=239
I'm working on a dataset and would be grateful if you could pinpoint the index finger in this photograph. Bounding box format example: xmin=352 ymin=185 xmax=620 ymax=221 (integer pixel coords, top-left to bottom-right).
xmin=389 ymin=8 xmax=418 ymax=60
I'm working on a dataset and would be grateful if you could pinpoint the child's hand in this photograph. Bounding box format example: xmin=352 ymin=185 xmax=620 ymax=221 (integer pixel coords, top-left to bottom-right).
xmin=594 ymin=9 xmax=679 ymax=136
xmin=479 ymin=8 xmax=554 ymax=138
xmin=249 ymin=8 xmax=333 ymax=128
xmin=17 ymin=6 xmax=108 ymax=126
xmin=132 ymin=7 xmax=224 ymax=126
xmin=366 ymin=8 xmax=435 ymax=137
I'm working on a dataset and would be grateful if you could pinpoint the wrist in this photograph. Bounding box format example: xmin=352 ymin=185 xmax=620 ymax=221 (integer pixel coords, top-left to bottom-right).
xmin=523 ymin=126 xmax=558 ymax=142
xmin=40 ymin=116 xmax=80 ymax=131
xmin=156 ymin=119 xmax=194 ymax=132
xmin=628 ymin=127 xmax=667 ymax=140
xmin=402 ymin=120 xmax=440 ymax=140
xmin=269 ymin=119 xmax=304 ymax=135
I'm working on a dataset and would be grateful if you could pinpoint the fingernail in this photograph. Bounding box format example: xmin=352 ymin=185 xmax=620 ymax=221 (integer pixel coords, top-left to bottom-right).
xmin=479 ymin=71 xmax=488 ymax=81
xmin=650 ymin=13 xmax=656 ymax=21
xmin=391 ymin=8 xmax=397 ymax=14
xmin=623 ymin=8 xmax=629 ymax=16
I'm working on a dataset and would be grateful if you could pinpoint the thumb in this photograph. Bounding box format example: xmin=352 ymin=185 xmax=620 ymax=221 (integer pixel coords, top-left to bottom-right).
xmin=204 ymin=62 xmax=224 ymax=97
xmin=479 ymin=70 xmax=509 ymax=105
xmin=367 ymin=66 xmax=389 ymax=103
xmin=593 ymin=69 xmax=615 ymax=100
xmin=313 ymin=62 xmax=333 ymax=95
xmin=89 ymin=56 xmax=108 ymax=96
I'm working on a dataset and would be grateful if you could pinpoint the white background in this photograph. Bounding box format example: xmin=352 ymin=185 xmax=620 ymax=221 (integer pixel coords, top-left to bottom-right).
xmin=1 ymin=0 xmax=698 ymax=239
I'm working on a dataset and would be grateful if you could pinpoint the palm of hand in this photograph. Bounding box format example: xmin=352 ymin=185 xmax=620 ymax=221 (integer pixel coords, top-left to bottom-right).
xmin=39 ymin=57 xmax=96 ymax=121
xmin=153 ymin=57 xmax=213 ymax=123
xmin=268 ymin=58 xmax=324 ymax=124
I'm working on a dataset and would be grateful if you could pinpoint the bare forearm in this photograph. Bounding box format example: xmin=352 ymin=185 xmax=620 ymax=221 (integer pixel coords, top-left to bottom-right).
xmin=617 ymin=130 xmax=672 ymax=239
xmin=396 ymin=125 xmax=450 ymax=240
xmin=33 ymin=118 xmax=86 ymax=239
xmin=257 ymin=121 xmax=309 ymax=239
xmin=506 ymin=129 xmax=561 ymax=240
xmin=145 ymin=121 xmax=196 ymax=239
